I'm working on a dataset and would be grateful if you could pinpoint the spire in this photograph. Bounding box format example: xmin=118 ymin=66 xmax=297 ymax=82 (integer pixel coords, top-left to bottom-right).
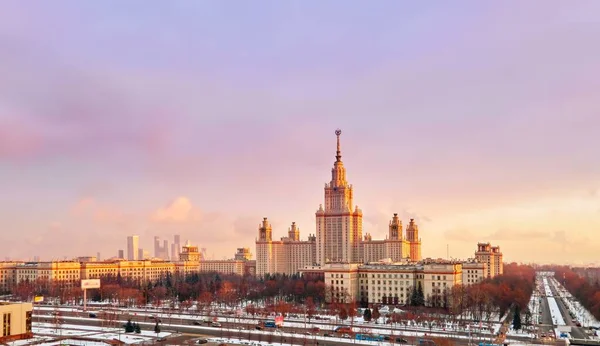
xmin=335 ymin=129 xmax=342 ymax=162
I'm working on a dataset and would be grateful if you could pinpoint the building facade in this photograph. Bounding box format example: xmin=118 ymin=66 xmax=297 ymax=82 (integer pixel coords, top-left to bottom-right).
xmin=256 ymin=218 xmax=317 ymax=276
xmin=256 ymin=129 xmax=422 ymax=275
xmin=301 ymin=258 xmax=493 ymax=307
xmin=200 ymin=248 xmax=256 ymax=276
xmin=462 ymin=260 xmax=487 ymax=285
xmin=475 ymin=242 xmax=503 ymax=278
xmin=0 ymin=302 xmax=33 ymax=342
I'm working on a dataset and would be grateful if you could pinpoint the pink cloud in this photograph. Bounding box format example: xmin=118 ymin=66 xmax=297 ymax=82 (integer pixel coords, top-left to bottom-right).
xmin=150 ymin=196 xmax=199 ymax=223
xmin=0 ymin=119 xmax=43 ymax=160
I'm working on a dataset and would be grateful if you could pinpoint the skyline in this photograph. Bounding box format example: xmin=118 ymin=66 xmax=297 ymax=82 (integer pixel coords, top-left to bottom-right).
xmin=1 ymin=1 xmax=600 ymax=264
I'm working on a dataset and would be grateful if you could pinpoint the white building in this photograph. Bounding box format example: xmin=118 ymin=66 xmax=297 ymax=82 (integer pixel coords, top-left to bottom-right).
xmin=256 ymin=218 xmax=316 ymax=276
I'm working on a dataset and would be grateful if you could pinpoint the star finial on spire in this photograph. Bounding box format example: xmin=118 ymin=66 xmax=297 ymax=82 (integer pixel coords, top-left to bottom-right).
xmin=335 ymin=128 xmax=342 ymax=162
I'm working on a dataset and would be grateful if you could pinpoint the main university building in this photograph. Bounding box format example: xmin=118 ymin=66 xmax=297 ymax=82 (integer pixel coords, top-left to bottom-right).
xmin=256 ymin=130 xmax=503 ymax=305
xmin=256 ymin=129 xmax=422 ymax=276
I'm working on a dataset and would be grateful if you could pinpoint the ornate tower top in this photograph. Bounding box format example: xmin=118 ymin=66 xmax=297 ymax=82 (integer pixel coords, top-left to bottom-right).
xmin=389 ymin=213 xmax=402 ymax=240
xmin=335 ymin=128 xmax=342 ymax=162
xmin=288 ymin=221 xmax=300 ymax=241
xmin=258 ymin=217 xmax=272 ymax=242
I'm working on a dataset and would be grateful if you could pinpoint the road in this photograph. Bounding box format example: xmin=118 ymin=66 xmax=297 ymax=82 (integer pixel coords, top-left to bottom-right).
xmin=34 ymin=309 xmax=566 ymax=346
xmin=539 ymin=291 xmax=555 ymax=337
xmin=547 ymin=277 xmax=589 ymax=340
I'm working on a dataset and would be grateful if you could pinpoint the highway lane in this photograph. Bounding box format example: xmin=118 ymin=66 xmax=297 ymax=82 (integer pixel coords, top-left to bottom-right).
xmin=548 ymin=277 xmax=589 ymax=340
xmin=34 ymin=310 xmax=562 ymax=346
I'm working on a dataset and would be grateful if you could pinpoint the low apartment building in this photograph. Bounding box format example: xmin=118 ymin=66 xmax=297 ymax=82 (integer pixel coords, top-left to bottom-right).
xmin=462 ymin=260 xmax=487 ymax=285
xmin=301 ymin=258 xmax=492 ymax=307
xmin=0 ymin=302 xmax=33 ymax=343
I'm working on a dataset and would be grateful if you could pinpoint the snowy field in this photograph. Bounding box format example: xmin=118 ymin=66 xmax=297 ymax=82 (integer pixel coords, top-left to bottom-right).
xmin=6 ymin=322 xmax=172 ymax=345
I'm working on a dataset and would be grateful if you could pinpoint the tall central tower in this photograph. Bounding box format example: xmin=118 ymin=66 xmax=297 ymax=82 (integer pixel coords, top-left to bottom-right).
xmin=316 ymin=129 xmax=363 ymax=264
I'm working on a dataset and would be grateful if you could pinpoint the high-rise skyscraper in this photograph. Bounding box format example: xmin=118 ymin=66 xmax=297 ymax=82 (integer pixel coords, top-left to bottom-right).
xmin=316 ymin=129 xmax=363 ymax=264
xmin=127 ymin=235 xmax=139 ymax=260
xmin=162 ymin=239 xmax=169 ymax=260
xmin=118 ymin=249 xmax=124 ymax=259
xmin=173 ymin=234 xmax=181 ymax=259
xmin=154 ymin=236 xmax=160 ymax=258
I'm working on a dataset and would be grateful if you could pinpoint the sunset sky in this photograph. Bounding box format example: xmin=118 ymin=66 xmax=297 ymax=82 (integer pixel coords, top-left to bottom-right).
xmin=1 ymin=1 xmax=599 ymax=264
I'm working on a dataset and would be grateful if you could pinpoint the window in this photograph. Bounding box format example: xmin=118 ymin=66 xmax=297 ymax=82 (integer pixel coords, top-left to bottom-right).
xmin=25 ymin=311 xmax=32 ymax=333
xmin=2 ymin=313 xmax=11 ymax=337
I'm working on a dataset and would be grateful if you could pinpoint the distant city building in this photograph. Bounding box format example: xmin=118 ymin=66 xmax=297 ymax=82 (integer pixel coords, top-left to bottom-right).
xmin=153 ymin=236 xmax=170 ymax=260
xmin=127 ymin=235 xmax=139 ymax=261
xmin=257 ymin=129 xmax=422 ymax=275
xmin=75 ymin=256 xmax=97 ymax=262
xmin=0 ymin=302 xmax=33 ymax=343
xmin=0 ymin=258 xmax=199 ymax=291
xmin=96 ymin=252 xmax=101 ymax=261
xmin=475 ymin=242 xmax=503 ymax=278
xmin=179 ymin=241 xmax=201 ymax=262
xmin=200 ymin=248 xmax=255 ymax=276
xmin=234 ymin=248 xmax=252 ymax=261
xmin=171 ymin=235 xmax=181 ymax=260
xmin=117 ymin=250 xmax=124 ymax=259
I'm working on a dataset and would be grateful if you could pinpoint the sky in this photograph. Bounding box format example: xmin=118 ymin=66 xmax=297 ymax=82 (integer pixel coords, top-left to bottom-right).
xmin=1 ymin=1 xmax=599 ymax=265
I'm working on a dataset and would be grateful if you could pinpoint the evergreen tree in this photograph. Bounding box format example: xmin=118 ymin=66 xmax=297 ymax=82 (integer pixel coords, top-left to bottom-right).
xmin=363 ymin=308 xmax=372 ymax=322
xmin=409 ymin=287 xmax=418 ymax=306
xmin=124 ymin=319 xmax=134 ymax=333
xmin=154 ymin=321 xmax=161 ymax=335
xmin=372 ymin=306 xmax=381 ymax=322
xmin=134 ymin=323 xmax=141 ymax=333
xmin=513 ymin=306 xmax=522 ymax=331
xmin=416 ymin=282 xmax=425 ymax=306
xmin=524 ymin=309 xmax=532 ymax=327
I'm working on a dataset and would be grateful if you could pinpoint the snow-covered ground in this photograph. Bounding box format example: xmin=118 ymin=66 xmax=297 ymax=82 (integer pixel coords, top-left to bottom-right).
xmin=548 ymin=276 xmax=600 ymax=328
xmin=35 ymin=305 xmax=505 ymax=341
xmin=6 ymin=322 xmax=172 ymax=345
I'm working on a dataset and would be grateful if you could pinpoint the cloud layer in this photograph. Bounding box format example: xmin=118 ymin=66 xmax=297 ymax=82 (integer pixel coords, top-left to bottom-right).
xmin=1 ymin=2 xmax=599 ymax=264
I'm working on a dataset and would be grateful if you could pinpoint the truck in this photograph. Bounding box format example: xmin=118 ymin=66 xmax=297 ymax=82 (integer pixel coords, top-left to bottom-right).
xmin=356 ymin=334 xmax=384 ymax=341
xmin=334 ymin=326 xmax=353 ymax=333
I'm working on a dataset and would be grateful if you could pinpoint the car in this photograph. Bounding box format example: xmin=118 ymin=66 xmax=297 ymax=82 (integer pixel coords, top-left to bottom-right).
xmin=196 ymin=339 xmax=208 ymax=344
xmin=396 ymin=337 xmax=408 ymax=343
xmin=323 ymin=333 xmax=332 ymax=337
xmin=255 ymin=326 xmax=263 ymax=330
xmin=157 ymin=337 xmax=167 ymax=341
xmin=192 ymin=321 xmax=201 ymax=325
xmin=88 ymin=313 xmax=97 ymax=318
xmin=211 ymin=322 xmax=222 ymax=327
